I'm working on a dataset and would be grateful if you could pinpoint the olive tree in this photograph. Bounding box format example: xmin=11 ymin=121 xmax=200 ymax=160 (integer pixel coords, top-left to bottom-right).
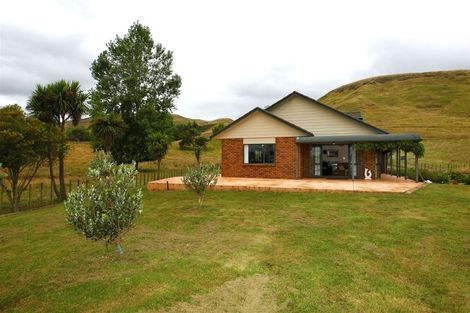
xmin=64 ymin=152 xmax=143 ymax=254
xmin=182 ymin=164 xmax=219 ymax=208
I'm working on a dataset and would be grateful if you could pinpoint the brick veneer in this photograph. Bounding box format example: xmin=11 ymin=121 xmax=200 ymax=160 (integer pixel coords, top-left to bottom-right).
xmin=362 ymin=149 xmax=377 ymax=179
xmin=221 ymin=137 xmax=298 ymax=179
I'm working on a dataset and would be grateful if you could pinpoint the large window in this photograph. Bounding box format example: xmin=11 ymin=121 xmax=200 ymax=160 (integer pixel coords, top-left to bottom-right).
xmin=243 ymin=144 xmax=275 ymax=164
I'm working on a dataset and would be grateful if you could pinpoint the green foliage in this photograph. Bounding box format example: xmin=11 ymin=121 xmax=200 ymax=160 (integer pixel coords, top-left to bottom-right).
xmin=27 ymin=80 xmax=88 ymax=200
xmin=463 ymin=174 xmax=470 ymax=185
xmin=146 ymin=132 xmax=170 ymax=178
xmin=64 ymin=152 xmax=143 ymax=253
xmin=89 ymin=113 xmax=127 ymax=152
xmin=90 ymin=21 xmax=181 ymax=165
xmin=0 ymin=105 xmax=53 ymax=211
xmin=192 ymin=136 xmax=209 ymax=165
xmin=354 ymin=141 xmax=425 ymax=158
xmin=176 ymin=121 xmax=201 ymax=149
xmin=211 ymin=123 xmax=226 ymax=136
xmin=182 ymin=164 xmax=219 ymax=208
xmin=66 ymin=126 xmax=91 ymax=142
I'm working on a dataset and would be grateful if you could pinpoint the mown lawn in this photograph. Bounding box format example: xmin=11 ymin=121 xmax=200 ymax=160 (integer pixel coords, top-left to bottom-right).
xmin=0 ymin=185 xmax=469 ymax=312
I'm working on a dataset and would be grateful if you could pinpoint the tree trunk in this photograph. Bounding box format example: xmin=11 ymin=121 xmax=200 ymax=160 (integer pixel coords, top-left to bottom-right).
xmin=48 ymin=157 xmax=60 ymax=199
xmin=59 ymin=155 xmax=66 ymax=200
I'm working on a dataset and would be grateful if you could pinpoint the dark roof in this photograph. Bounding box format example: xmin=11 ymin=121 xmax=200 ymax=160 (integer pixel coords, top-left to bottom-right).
xmin=211 ymin=107 xmax=314 ymax=139
xmin=296 ymin=133 xmax=422 ymax=144
xmin=345 ymin=111 xmax=363 ymax=120
xmin=264 ymin=91 xmax=388 ymax=134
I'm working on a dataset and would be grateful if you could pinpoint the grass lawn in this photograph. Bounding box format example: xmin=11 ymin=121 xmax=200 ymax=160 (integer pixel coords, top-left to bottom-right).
xmin=0 ymin=185 xmax=469 ymax=312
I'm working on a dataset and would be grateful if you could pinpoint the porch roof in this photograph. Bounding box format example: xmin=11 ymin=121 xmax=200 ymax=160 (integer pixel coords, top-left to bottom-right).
xmin=296 ymin=133 xmax=421 ymax=144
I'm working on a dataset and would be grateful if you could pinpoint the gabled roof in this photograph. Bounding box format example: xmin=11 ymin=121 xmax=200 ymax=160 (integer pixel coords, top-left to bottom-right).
xmin=265 ymin=91 xmax=388 ymax=134
xmin=211 ymin=107 xmax=313 ymax=139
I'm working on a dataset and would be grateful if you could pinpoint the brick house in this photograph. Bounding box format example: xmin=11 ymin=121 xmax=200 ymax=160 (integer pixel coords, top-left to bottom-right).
xmin=212 ymin=91 xmax=421 ymax=180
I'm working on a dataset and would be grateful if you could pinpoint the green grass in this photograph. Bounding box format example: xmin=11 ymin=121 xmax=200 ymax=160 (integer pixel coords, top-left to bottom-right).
xmin=319 ymin=70 xmax=470 ymax=164
xmin=1 ymin=185 xmax=469 ymax=312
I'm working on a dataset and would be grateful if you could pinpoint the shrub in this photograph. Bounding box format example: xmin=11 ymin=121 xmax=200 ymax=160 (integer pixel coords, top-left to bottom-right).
xmin=450 ymin=171 xmax=466 ymax=183
xmin=182 ymin=164 xmax=219 ymax=208
xmin=64 ymin=152 xmax=143 ymax=254
xmin=463 ymin=174 xmax=470 ymax=185
xmin=66 ymin=126 xmax=91 ymax=142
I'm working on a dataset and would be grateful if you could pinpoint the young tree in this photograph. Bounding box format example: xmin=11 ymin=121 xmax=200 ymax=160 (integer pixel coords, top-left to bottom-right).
xmin=176 ymin=121 xmax=201 ymax=149
xmin=182 ymin=164 xmax=219 ymax=208
xmin=27 ymin=80 xmax=88 ymax=200
xmin=64 ymin=152 xmax=143 ymax=254
xmin=90 ymin=21 xmax=181 ymax=165
xmin=89 ymin=113 xmax=127 ymax=152
xmin=0 ymin=105 xmax=51 ymax=211
xmin=191 ymin=136 xmax=209 ymax=165
xmin=146 ymin=132 xmax=170 ymax=179
xmin=211 ymin=123 xmax=226 ymax=136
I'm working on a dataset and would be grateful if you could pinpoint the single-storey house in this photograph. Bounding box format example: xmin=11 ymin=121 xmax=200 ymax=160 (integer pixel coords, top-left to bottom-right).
xmin=212 ymin=91 xmax=422 ymax=180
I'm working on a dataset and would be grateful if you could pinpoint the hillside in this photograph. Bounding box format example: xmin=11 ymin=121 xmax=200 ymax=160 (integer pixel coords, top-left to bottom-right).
xmin=68 ymin=114 xmax=233 ymax=136
xmin=319 ymin=70 xmax=470 ymax=164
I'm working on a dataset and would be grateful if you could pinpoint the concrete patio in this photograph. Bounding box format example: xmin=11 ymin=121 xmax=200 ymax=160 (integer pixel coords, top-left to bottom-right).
xmin=147 ymin=174 xmax=426 ymax=194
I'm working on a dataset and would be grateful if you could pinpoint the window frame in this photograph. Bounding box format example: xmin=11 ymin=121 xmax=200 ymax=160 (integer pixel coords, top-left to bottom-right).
xmin=243 ymin=143 xmax=276 ymax=164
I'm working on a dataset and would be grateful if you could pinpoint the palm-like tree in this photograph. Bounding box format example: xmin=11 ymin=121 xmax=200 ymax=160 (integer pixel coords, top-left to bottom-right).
xmin=27 ymin=80 xmax=88 ymax=200
xmin=90 ymin=113 xmax=127 ymax=152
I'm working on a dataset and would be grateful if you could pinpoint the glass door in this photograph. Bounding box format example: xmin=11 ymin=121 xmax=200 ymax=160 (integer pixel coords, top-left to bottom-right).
xmin=309 ymin=146 xmax=322 ymax=177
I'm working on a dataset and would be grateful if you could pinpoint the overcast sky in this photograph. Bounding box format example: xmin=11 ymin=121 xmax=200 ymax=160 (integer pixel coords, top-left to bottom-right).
xmin=1 ymin=0 xmax=469 ymax=120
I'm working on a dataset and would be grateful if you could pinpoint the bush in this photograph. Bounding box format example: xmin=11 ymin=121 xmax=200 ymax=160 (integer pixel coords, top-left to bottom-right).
xmin=182 ymin=164 xmax=219 ymax=208
xmin=64 ymin=152 xmax=143 ymax=254
xmin=66 ymin=126 xmax=91 ymax=142
xmin=421 ymin=170 xmax=452 ymax=184
xmin=463 ymin=174 xmax=470 ymax=185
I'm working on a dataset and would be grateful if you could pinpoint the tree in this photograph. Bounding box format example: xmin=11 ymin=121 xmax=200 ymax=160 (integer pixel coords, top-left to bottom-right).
xmin=182 ymin=164 xmax=219 ymax=208
xmin=89 ymin=113 xmax=127 ymax=152
xmin=64 ymin=152 xmax=143 ymax=254
xmin=27 ymin=80 xmax=88 ymax=200
xmin=211 ymin=123 xmax=225 ymax=136
xmin=66 ymin=126 xmax=92 ymax=142
xmin=191 ymin=136 xmax=209 ymax=165
xmin=0 ymin=105 xmax=52 ymax=211
xmin=90 ymin=21 xmax=181 ymax=166
xmin=146 ymin=132 xmax=170 ymax=179
xmin=175 ymin=121 xmax=201 ymax=149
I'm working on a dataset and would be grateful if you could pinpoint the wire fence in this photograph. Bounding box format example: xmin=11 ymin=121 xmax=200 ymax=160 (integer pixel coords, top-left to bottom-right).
xmin=0 ymin=168 xmax=189 ymax=214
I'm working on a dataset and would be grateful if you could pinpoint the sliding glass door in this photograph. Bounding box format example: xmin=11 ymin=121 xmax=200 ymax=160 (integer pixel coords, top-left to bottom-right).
xmin=309 ymin=146 xmax=322 ymax=177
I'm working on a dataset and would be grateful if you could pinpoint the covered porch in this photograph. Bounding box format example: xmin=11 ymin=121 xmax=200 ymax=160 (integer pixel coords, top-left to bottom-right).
xmin=295 ymin=134 xmax=423 ymax=182
xmin=147 ymin=175 xmax=425 ymax=193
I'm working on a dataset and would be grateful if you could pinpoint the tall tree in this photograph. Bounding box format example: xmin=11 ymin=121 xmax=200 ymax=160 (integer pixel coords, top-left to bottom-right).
xmin=90 ymin=21 xmax=181 ymax=166
xmin=0 ymin=105 xmax=53 ymax=211
xmin=89 ymin=113 xmax=127 ymax=152
xmin=27 ymin=80 xmax=88 ymax=200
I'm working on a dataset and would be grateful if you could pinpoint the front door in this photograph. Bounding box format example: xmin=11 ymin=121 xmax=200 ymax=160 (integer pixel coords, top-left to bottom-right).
xmin=309 ymin=146 xmax=322 ymax=177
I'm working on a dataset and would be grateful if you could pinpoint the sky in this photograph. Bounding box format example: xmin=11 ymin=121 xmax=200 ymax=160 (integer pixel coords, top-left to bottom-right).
xmin=1 ymin=0 xmax=469 ymax=120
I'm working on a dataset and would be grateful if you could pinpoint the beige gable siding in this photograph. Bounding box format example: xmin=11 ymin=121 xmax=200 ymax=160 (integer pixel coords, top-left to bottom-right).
xmin=269 ymin=95 xmax=379 ymax=135
xmin=213 ymin=110 xmax=306 ymax=139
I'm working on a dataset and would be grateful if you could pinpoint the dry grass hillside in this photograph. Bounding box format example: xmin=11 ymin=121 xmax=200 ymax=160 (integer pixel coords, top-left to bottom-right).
xmin=319 ymin=70 xmax=470 ymax=164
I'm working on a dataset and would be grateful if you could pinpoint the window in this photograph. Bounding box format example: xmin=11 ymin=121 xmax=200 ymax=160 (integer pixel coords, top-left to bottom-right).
xmin=243 ymin=144 xmax=275 ymax=164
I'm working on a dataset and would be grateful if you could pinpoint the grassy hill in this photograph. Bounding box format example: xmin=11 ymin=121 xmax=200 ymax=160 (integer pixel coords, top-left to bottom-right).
xmin=319 ymin=70 xmax=470 ymax=164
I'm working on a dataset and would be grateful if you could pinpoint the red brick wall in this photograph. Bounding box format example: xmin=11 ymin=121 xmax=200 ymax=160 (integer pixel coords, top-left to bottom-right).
xmin=363 ymin=149 xmax=377 ymax=179
xmin=220 ymin=137 xmax=298 ymax=179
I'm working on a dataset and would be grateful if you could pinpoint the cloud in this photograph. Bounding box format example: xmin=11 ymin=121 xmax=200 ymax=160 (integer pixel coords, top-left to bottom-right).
xmin=0 ymin=25 xmax=95 ymax=104
xmin=364 ymin=38 xmax=470 ymax=76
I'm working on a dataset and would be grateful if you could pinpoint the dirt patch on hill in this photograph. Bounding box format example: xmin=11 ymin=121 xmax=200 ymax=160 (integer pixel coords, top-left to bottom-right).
xmin=152 ymin=274 xmax=279 ymax=313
